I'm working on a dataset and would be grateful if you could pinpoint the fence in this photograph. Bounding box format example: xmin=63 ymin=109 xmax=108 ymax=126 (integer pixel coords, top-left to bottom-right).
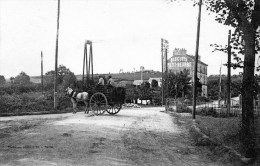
xmin=165 ymin=98 xmax=260 ymax=117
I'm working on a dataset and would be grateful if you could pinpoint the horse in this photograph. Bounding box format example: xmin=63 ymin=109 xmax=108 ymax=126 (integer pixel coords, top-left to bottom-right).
xmin=65 ymin=87 xmax=89 ymax=114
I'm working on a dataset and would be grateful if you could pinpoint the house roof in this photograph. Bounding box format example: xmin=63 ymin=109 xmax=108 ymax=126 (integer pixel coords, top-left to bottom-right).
xmin=117 ymin=80 xmax=133 ymax=87
xmin=186 ymin=54 xmax=208 ymax=66
xmin=133 ymin=80 xmax=144 ymax=86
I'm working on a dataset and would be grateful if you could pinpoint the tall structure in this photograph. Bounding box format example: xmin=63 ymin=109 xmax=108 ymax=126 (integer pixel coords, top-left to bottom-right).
xmin=167 ymin=48 xmax=208 ymax=97
xmin=82 ymin=40 xmax=94 ymax=87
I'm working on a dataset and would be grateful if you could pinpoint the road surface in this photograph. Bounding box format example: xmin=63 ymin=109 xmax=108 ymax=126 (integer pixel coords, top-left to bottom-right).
xmin=0 ymin=107 xmax=221 ymax=166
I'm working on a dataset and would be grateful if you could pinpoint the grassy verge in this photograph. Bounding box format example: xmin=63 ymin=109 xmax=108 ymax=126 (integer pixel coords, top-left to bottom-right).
xmin=0 ymin=92 xmax=73 ymax=115
xmin=171 ymin=112 xmax=260 ymax=165
xmin=195 ymin=116 xmax=241 ymax=152
xmin=171 ymin=112 xmax=245 ymax=164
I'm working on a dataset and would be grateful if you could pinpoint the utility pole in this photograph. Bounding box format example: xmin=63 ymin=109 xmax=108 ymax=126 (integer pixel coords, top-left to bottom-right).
xmin=192 ymin=0 xmax=202 ymax=119
xmin=82 ymin=41 xmax=86 ymax=84
xmin=41 ymin=51 xmax=44 ymax=94
xmin=161 ymin=38 xmax=169 ymax=106
xmin=218 ymin=62 xmax=222 ymax=107
xmin=54 ymin=0 xmax=60 ymax=110
xmin=161 ymin=39 xmax=164 ymax=106
xmin=165 ymin=47 xmax=168 ymax=99
xmin=227 ymin=30 xmax=231 ymax=115
xmin=90 ymin=42 xmax=94 ymax=82
xmin=140 ymin=66 xmax=143 ymax=81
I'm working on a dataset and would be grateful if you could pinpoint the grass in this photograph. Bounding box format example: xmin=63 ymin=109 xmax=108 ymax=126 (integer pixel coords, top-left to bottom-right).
xmin=195 ymin=116 xmax=242 ymax=152
xmin=171 ymin=112 xmax=244 ymax=164
xmin=172 ymin=111 xmax=260 ymax=165
xmin=0 ymin=91 xmax=72 ymax=115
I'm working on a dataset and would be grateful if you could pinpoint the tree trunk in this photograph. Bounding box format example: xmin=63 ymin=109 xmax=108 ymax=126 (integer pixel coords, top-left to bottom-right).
xmin=241 ymin=28 xmax=256 ymax=159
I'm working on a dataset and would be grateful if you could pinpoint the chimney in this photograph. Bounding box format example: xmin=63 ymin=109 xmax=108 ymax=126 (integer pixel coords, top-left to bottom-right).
xmin=180 ymin=48 xmax=187 ymax=55
xmin=173 ymin=48 xmax=187 ymax=55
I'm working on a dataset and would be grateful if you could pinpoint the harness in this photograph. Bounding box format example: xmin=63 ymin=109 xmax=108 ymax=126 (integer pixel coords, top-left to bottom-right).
xmin=69 ymin=90 xmax=79 ymax=99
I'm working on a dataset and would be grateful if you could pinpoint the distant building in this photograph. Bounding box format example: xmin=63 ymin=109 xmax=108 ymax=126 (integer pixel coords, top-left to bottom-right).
xmin=148 ymin=77 xmax=162 ymax=87
xmin=167 ymin=48 xmax=208 ymax=97
xmin=133 ymin=80 xmax=144 ymax=86
xmin=117 ymin=80 xmax=133 ymax=87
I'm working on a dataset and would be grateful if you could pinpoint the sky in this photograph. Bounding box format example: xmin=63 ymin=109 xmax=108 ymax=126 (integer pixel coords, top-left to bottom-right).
xmin=0 ymin=0 xmax=249 ymax=78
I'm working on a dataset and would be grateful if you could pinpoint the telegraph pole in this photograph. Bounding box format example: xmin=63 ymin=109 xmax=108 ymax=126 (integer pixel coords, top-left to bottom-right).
xmin=165 ymin=47 xmax=168 ymax=99
xmin=82 ymin=41 xmax=86 ymax=84
xmin=161 ymin=39 xmax=164 ymax=106
xmin=90 ymin=42 xmax=94 ymax=81
xmin=218 ymin=62 xmax=222 ymax=107
xmin=192 ymin=0 xmax=202 ymax=119
xmin=227 ymin=30 xmax=231 ymax=115
xmin=41 ymin=51 xmax=44 ymax=94
xmin=54 ymin=0 xmax=60 ymax=110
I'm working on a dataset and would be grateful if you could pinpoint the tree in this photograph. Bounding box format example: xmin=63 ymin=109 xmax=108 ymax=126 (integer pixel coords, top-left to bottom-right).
xmin=151 ymin=79 xmax=159 ymax=88
xmin=138 ymin=82 xmax=152 ymax=103
xmin=44 ymin=65 xmax=76 ymax=88
xmin=125 ymin=84 xmax=139 ymax=103
xmin=62 ymin=72 xmax=77 ymax=88
xmin=207 ymin=75 xmax=243 ymax=100
xmin=166 ymin=69 xmax=192 ymax=98
xmin=10 ymin=77 xmax=14 ymax=84
xmin=14 ymin=72 xmax=30 ymax=85
xmin=0 ymin=75 xmax=6 ymax=85
xmin=197 ymin=0 xmax=260 ymax=160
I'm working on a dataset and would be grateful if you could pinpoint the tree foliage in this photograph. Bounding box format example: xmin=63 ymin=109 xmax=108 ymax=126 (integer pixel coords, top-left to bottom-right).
xmin=151 ymin=79 xmax=159 ymax=88
xmin=0 ymin=75 xmax=6 ymax=85
xmin=200 ymin=0 xmax=260 ymax=159
xmin=14 ymin=72 xmax=30 ymax=85
xmin=207 ymin=75 xmax=245 ymax=100
xmin=44 ymin=65 xmax=76 ymax=88
xmin=166 ymin=69 xmax=192 ymax=98
xmin=138 ymin=82 xmax=152 ymax=100
xmin=125 ymin=84 xmax=139 ymax=103
xmin=10 ymin=77 xmax=14 ymax=84
xmin=207 ymin=1 xmax=260 ymax=70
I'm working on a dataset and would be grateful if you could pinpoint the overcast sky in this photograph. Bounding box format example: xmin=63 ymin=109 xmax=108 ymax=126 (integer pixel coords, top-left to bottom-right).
xmin=0 ymin=0 xmax=247 ymax=78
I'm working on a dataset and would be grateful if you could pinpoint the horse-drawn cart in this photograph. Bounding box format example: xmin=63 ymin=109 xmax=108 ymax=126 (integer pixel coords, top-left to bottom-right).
xmin=88 ymin=85 xmax=126 ymax=115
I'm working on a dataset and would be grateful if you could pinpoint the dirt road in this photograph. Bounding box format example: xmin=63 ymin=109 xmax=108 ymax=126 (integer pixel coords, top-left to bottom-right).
xmin=0 ymin=107 xmax=220 ymax=166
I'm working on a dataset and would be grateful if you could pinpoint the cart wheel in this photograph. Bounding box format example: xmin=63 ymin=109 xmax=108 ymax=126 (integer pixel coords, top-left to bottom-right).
xmin=90 ymin=92 xmax=107 ymax=115
xmin=106 ymin=104 xmax=122 ymax=115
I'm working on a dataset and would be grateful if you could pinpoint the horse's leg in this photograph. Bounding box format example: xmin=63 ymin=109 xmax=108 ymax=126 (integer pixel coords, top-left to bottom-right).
xmin=84 ymin=100 xmax=89 ymax=114
xmin=71 ymin=98 xmax=77 ymax=114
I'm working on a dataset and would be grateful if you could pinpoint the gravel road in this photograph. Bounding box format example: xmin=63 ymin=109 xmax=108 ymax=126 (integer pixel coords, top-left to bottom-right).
xmin=0 ymin=107 xmax=221 ymax=166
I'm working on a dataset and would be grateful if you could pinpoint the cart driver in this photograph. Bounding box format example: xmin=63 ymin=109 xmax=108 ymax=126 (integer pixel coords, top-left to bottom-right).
xmin=98 ymin=75 xmax=105 ymax=85
xmin=107 ymin=75 xmax=116 ymax=87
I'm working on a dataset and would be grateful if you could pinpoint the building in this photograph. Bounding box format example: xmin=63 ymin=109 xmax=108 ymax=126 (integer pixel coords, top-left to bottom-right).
xmin=167 ymin=48 xmax=208 ymax=97
xmin=133 ymin=80 xmax=144 ymax=86
xmin=148 ymin=77 xmax=162 ymax=87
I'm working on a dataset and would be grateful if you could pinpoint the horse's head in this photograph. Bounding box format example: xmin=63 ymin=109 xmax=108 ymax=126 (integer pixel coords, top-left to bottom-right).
xmin=64 ymin=87 xmax=73 ymax=96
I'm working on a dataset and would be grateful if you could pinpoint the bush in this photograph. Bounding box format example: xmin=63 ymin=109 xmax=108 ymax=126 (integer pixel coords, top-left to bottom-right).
xmin=14 ymin=71 xmax=31 ymax=85
xmin=197 ymin=96 xmax=210 ymax=102
xmin=0 ymin=92 xmax=50 ymax=113
xmin=0 ymin=84 xmax=42 ymax=95
xmin=197 ymin=107 xmax=218 ymax=117
xmin=0 ymin=91 xmax=72 ymax=114
xmin=176 ymin=104 xmax=192 ymax=113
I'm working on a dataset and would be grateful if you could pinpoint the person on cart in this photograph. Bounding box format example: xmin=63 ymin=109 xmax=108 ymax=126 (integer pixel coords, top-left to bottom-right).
xmin=107 ymin=75 xmax=116 ymax=87
xmin=98 ymin=75 xmax=105 ymax=85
